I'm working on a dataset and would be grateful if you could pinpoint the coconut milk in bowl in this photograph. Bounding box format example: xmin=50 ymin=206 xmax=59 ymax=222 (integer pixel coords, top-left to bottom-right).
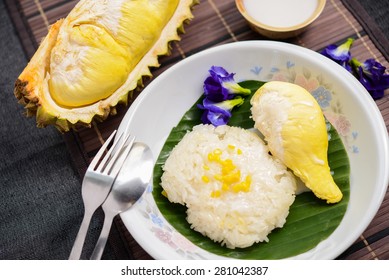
xmin=236 ymin=0 xmax=326 ymax=39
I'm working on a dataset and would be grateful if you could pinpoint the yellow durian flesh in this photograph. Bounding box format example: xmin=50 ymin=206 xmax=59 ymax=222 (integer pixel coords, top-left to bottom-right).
xmin=14 ymin=0 xmax=197 ymax=131
xmin=49 ymin=23 xmax=131 ymax=107
xmin=250 ymin=81 xmax=343 ymax=204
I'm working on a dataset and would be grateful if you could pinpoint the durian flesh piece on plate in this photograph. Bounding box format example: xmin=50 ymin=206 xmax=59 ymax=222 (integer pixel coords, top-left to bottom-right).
xmin=250 ymin=81 xmax=343 ymax=204
xmin=14 ymin=0 xmax=198 ymax=132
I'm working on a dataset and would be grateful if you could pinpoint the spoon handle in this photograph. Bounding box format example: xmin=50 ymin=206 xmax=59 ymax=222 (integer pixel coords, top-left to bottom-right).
xmin=90 ymin=211 xmax=116 ymax=260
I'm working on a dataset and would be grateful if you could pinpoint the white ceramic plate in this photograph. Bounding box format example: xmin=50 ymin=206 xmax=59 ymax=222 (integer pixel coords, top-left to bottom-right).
xmin=117 ymin=41 xmax=389 ymax=259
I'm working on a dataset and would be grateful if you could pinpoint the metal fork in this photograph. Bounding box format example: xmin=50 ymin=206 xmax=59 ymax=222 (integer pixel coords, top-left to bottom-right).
xmin=68 ymin=130 xmax=135 ymax=260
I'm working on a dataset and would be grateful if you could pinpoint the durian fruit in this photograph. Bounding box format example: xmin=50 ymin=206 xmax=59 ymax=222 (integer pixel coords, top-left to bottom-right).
xmin=14 ymin=0 xmax=198 ymax=132
xmin=250 ymin=81 xmax=343 ymax=203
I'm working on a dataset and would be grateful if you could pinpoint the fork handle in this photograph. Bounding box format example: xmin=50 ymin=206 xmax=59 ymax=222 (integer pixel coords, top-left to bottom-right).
xmin=90 ymin=211 xmax=116 ymax=260
xmin=68 ymin=211 xmax=93 ymax=260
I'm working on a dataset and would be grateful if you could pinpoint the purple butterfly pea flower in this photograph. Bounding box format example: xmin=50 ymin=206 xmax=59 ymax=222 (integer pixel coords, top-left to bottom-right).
xmin=350 ymin=58 xmax=389 ymax=99
xmin=203 ymin=66 xmax=251 ymax=102
xmin=197 ymin=96 xmax=244 ymax=126
xmin=321 ymin=38 xmax=354 ymax=71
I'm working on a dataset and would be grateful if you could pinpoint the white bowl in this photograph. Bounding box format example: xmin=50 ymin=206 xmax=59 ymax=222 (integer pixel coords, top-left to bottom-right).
xmin=118 ymin=41 xmax=389 ymax=259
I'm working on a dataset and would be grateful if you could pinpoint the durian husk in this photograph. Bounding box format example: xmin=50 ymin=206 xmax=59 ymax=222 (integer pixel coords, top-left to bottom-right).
xmin=14 ymin=0 xmax=198 ymax=132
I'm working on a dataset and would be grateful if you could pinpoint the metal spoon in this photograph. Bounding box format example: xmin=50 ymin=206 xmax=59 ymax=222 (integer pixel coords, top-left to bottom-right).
xmin=90 ymin=141 xmax=153 ymax=260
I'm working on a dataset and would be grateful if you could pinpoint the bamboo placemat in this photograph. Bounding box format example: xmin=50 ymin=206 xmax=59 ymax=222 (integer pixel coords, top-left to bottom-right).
xmin=5 ymin=0 xmax=389 ymax=260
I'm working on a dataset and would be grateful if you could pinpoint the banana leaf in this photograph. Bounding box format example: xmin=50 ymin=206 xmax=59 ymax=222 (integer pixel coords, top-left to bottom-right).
xmin=152 ymin=80 xmax=350 ymax=259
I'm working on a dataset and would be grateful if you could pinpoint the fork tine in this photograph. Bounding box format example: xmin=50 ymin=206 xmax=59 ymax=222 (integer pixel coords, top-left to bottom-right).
xmin=95 ymin=132 xmax=124 ymax=173
xmin=103 ymin=134 xmax=135 ymax=175
xmin=96 ymin=132 xmax=131 ymax=174
xmin=105 ymin=135 xmax=136 ymax=176
xmin=88 ymin=130 xmax=117 ymax=171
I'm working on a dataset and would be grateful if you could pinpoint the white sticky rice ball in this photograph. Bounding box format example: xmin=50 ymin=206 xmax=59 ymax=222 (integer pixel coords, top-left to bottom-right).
xmin=161 ymin=124 xmax=296 ymax=249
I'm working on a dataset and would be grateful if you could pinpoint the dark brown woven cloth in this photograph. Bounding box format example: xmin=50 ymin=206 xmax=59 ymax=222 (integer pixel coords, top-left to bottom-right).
xmin=342 ymin=0 xmax=389 ymax=62
xmin=2 ymin=0 xmax=389 ymax=260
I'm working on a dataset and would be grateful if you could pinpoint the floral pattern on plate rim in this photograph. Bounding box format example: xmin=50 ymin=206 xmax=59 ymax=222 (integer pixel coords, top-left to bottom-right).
xmin=132 ymin=60 xmax=358 ymax=258
xmin=136 ymin=184 xmax=206 ymax=259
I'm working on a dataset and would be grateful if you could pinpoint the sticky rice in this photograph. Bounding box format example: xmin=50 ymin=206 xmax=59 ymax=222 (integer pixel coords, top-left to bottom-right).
xmin=160 ymin=124 xmax=296 ymax=249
